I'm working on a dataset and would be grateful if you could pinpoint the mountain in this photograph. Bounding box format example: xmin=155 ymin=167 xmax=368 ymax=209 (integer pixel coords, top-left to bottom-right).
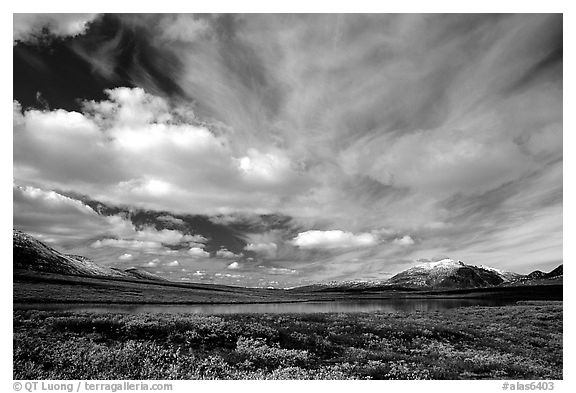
xmin=385 ymin=259 xmax=505 ymax=289
xmin=478 ymin=265 xmax=523 ymax=282
xmin=295 ymin=259 xmax=524 ymax=291
xmin=308 ymin=260 xmax=564 ymax=291
xmin=293 ymin=279 xmax=391 ymax=292
xmin=13 ymin=230 xmax=127 ymax=277
xmin=13 ymin=230 xmax=165 ymax=281
xmin=527 ymin=270 xmax=546 ymax=279
xmin=544 ymin=265 xmax=563 ymax=279
xmin=511 ymin=264 xmax=563 ymax=285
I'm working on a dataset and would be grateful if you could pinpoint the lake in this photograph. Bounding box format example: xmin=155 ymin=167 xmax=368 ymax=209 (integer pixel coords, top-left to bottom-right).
xmin=14 ymin=298 xmax=520 ymax=314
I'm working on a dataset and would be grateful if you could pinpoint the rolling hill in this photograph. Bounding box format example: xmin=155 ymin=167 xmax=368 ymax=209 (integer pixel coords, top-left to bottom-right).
xmin=13 ymin=230 xmax=163 ymax=281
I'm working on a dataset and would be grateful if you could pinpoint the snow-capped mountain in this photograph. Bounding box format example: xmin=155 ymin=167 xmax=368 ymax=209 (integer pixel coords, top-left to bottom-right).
xmin=477 ymin=265 xmax=523 ymax=282
xmin=295 ymin=259 xmax=512 ymax=291
xmin=412 ymin=258 xmax=463 ymax=270
xmin=386 ymin=258 xmax=506 ymax=289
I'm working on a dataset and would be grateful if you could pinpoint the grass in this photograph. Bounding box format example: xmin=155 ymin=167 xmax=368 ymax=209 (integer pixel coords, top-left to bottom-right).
xmin=13 ymin=301 xmax=562 ymax=380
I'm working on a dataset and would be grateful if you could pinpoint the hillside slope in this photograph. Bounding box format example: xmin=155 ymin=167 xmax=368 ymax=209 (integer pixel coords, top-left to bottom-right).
xmin=13 ymin=230 xmax=127 ymax=277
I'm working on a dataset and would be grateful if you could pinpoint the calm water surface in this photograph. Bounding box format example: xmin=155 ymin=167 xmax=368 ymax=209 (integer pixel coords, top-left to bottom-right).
xmin=15 ymin=298 xmax=519 ymax=314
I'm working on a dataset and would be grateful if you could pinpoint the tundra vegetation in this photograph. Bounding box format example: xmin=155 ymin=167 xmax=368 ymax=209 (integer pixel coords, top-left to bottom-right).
xmin=13 ymin=302 xmax=561 ymax=380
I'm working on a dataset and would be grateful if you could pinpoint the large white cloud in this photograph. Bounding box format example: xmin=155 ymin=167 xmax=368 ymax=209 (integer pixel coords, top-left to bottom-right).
xmin=291 ymin=230 xmax=378 ymax=249
xmin=14 ymin=87 xmax=310 ymax=217
xmin=188 ymin=247 xmax=209 ymax=258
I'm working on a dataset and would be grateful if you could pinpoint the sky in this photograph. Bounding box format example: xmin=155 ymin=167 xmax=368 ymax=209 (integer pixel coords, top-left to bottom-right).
xmin=13 ymin=13 xmax=562 ymax=288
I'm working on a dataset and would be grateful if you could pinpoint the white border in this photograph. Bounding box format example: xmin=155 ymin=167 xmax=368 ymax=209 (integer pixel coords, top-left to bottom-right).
xmin=2 ymin=3 xmax=572 ymax=392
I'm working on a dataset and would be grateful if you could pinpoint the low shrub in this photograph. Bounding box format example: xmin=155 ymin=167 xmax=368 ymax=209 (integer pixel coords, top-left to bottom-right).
xmin=13 ymin=302 xmax=562 ymax=380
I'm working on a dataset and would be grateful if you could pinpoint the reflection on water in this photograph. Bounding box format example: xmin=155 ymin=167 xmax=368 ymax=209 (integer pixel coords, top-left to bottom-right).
xmin=15 ymin=298 xmax=517 ymax=314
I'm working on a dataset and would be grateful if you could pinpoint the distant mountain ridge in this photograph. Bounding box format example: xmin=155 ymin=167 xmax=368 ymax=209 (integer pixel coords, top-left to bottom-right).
xmin=14 ymin=229 xmax=562 ymax=291
xmin=510 ymin=264 xmax=563 ymax=286
xmin=525 ymin=265 xmax=563 ymax=280
xmin=13 ymin=230 xmax=165 ymax=282
xmin=299 ymin=258 xmax=562 ymax=291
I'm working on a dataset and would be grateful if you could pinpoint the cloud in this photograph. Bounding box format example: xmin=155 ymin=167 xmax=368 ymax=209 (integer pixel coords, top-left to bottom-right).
xmin=263 ymin=266 xmax=298 ymax=275
xmin=145 ymin=13 xmax=560 ymax=217
xmin=13 ymin=15 xmax=562 ymax=285
xmin=244 ymin=242 xmax=278 ymax=258
xmin=292 ymin=230 xmax=378 ymax=249
xmin=89 ymin=217 xmax=205 ymax=251
xmin=11 ymin=184 xmax=157 ymax=255
xmin=188 ymin=247 xmax=210 ymax=258
xmin=157 ymin=215 xmax=186 ymax=226
xmin=340 ymin=126 xmax=536 ymax=197
xmin=132 ymin=227 xmax=205 ymax=245
xmin=237 ymin=149 xmax=295 ymax=185
xmin=227 ymin=262 xmax=240 ymax=270
xmin=13 ymin=184 xmax=106 ymax=244
xmin=157 ymin=15 xmax=211 ymax=43
xmin=216 ymin=249 xmax=239 ymax=258
xmin=394 ymin=236 xmax=415 ymax=246
xmin=14 ymin=87 xmax=310 ymax=216
xmin=13 ymin=183 xmax=223 ymax=280
xmin=240 ymin=229 xmax=289 ymax=259
xmin=14 ymin=13 xmax=98 ymax=43
xmin=92 ymin=239 xmax=162 ymax=250
xmin=118 ymin=253 xmax=133 ymax=261
xmin=166 ymin=260 xmax=180 ymax=267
